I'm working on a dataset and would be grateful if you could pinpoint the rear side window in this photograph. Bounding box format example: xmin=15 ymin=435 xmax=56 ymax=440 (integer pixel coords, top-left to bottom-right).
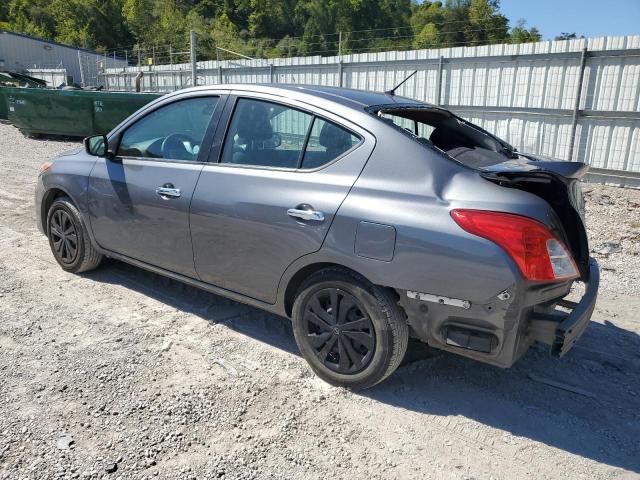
xmin=221 ymin=98 xmax=360 ymax=170
xmin=118 ymin=96 xmax=218 ymax=161
xmin=301 ymin=118 xmax=360 ymax=169
xmin=383 ymin=113 xmax=435 ymax=140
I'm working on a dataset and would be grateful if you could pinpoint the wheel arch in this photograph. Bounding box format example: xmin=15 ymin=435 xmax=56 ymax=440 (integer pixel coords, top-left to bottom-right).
xmin=41 ymin=187 xmax=74 ymax=236
xmin=282 ymin=261 xmax=380 ymax=318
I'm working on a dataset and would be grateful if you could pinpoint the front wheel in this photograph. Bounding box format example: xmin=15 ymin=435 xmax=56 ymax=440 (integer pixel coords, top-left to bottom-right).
xmin=47 ymin=196 xmax=103 ymax=273
xmin=292 ymin=268 xmax=408 ymax=389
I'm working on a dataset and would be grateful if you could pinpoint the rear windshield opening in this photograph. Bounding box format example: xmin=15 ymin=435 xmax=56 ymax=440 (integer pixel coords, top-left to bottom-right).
xmin=374 ymin=107 xmax=517 ymax=168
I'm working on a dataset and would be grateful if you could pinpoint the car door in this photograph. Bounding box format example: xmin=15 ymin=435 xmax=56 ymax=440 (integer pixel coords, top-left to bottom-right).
xmin=88 ymin=94 xmax=223 ymax=277
xmin=190 ymin=95 xmax=374 ymax=303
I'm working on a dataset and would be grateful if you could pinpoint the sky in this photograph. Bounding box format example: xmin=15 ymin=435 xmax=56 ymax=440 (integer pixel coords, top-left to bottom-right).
xmin=499 ymin=0 xmax=640 ymax=40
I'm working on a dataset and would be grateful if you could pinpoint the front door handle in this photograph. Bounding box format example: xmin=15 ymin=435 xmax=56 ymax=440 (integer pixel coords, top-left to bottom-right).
xmin=156 ymin=183 xmax=181 ymax=199
xmin=287 ymin=205 xmax=325 ymax=222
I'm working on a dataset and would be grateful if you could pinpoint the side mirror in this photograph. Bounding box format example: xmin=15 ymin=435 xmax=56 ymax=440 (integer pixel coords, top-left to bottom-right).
xmin=84 ymin=134 xmax=108 ymax=157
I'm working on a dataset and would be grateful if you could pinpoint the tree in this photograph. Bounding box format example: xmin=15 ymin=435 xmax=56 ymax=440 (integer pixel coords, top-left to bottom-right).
xmin=413 ymin=23 xmax=440 ymax=49
xmin=4 ymin=0 xmax=56 ymax=40
xmin=466 ymin=0 xmax=508 ymax=45
xmin=48 ymin=0 xmax=131 ymax=50
xmin=411 ymin=0 xmax=445 ymax=34
xmin=555 ymin=32 xmax=581 ymax=41
xmin=509 ymin=18 xmax=541 ymax=44
xmin=248 ymin=0 xmax=299 ymax=40
xmin=0 ymin=0 xmax=541 ymax=59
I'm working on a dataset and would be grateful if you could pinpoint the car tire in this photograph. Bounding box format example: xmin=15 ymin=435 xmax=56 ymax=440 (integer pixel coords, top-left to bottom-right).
xmin=47 ymin=196 xmax=103 ymax=273
xmin=292 ymin=268 xmax=408 ymax=389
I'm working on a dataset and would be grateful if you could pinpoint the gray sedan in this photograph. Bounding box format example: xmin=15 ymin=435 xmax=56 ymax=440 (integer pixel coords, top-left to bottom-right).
xmin=35 ymin=84 xmax=599 ymax=389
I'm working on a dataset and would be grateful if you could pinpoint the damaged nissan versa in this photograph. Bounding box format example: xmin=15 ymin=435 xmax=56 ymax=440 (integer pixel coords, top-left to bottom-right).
xmin=35 ymin=84 xmax=599 ymax=389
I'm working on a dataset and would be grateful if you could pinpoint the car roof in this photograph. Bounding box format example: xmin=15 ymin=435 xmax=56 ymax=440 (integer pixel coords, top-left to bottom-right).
xmin=182 ymin=83 xmax=429 ymax=112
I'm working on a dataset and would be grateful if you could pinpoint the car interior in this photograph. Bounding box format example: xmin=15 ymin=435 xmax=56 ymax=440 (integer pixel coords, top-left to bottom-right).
xmin=117 ymin=97 xmax=216 ymax=161
xmin=117 ymin=96 xmax=360 ymax=168
xmin=222 ymin=99 xmax=359 ymax=169
xmin=376 ymin=107 xmax=516 ymax=168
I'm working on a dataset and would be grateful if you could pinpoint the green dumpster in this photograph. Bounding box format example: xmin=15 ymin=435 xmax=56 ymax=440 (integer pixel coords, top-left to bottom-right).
xmin=0 ymin=88 xmax=8 ymax=120
xmin=7 ymin=88 xmax=162 ymax=137
xmin=0 ymin=86 xmax=20 ymax=121
xmin=1 ymin=71 xmax=49 ymax=120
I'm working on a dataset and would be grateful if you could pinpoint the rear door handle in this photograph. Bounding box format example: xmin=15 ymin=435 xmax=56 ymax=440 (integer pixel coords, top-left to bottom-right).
xmin=156 ymin=183 xmax=181 ymax=199
xmin=287 ymin=206 xmax=325 ymax=222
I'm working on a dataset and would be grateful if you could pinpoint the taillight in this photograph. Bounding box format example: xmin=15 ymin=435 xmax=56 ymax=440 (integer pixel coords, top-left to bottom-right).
xmin=450 ymin=209 xmax=579 ymax=282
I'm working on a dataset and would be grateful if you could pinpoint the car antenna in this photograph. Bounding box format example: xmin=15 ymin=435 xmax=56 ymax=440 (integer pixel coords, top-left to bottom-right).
xmin=385 ymin=70 xmax=417 ymax=96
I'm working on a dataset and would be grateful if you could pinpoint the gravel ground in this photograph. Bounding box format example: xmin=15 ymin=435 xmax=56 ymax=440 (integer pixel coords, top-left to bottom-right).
xmin=0 ymin=122 xmax=639 ymax=480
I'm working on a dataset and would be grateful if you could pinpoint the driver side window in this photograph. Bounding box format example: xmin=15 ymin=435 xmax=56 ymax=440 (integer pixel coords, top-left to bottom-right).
xmin=118 ymin=96 xmax=218 ymax=161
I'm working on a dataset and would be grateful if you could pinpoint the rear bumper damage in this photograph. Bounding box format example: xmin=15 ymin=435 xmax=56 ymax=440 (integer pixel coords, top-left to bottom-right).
xmin=398 ymin=258 xmax=599 ymax=368
xmin=528 ymin=258 xmax=599 ymax=357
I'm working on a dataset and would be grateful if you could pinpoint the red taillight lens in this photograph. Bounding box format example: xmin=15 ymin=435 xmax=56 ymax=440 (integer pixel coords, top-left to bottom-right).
xmin=450 ymin=209 xmax=579 ymax=282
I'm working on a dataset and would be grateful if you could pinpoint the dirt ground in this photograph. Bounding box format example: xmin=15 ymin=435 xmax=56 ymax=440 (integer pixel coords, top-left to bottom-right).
xmin=0 ymin=122 xmax=639 ymax=480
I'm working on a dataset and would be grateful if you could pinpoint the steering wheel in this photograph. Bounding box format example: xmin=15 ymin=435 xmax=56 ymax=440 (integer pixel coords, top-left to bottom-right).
xmin=161 ymin=133 xmax=198 ymax=160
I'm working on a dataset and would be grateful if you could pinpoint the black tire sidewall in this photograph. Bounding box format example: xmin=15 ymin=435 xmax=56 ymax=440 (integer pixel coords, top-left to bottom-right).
xmin=47 ymin=199 xmax=86 ymax=272
xmin=292 ymin=276 xmax=396 ymax=389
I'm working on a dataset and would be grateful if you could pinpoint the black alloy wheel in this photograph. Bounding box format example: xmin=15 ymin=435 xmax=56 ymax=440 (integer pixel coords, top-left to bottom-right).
xmin=292 ymin=268 xmax=409 ymax=389
xmin=46 ymin=196 xmax=103 ymax=273
xmin=49 ymin=208 xmax=78 ymax=265
xmin=303 ymin=288 xmax=376 ymax=374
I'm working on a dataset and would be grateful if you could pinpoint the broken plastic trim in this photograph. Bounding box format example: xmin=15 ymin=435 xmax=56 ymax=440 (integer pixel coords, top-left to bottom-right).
xmin=406 ymin=291 xmax=471 ymax=309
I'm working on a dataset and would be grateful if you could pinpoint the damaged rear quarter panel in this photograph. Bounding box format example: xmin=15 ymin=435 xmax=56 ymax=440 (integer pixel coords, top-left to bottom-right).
xmin=317 ymin=128 xmax=563 ymax=366
xmin=322 ymin=127 xmax=557 ymax=304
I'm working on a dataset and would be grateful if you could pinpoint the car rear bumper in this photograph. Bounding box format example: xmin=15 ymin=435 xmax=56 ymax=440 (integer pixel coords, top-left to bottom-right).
xmin=398 ymin=258 xmax=599 ymax=367
xmin=528 ymin=258 xmax=599 ymax=357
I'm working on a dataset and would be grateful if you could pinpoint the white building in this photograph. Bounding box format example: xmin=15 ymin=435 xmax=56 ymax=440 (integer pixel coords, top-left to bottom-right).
xmin=0 ymin=30 xmax=127 ymax=86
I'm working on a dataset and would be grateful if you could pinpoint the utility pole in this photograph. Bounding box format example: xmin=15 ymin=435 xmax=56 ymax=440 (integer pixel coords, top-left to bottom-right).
xmin=436 ymin=55 xmax=444 ymax=106
xmin=103 ymin=51 xmax=107 ymax=88
xmin=568 ymin=47 xmax=588 ymax=161
xmin=77 ymin=51 xmax=85 ymax=87
xmin=190 ymin=31 xmax=197 ymax=87
xmin=338 ymin=31 xmax=342 ymax=57
xmin=169 ymin=45 xmax=175 ymax=91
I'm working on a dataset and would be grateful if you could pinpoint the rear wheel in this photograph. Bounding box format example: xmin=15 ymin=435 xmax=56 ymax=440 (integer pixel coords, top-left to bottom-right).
xmin=292 ymin=268 xmax=408 ymax=389
xmin=47 ymin=196 xmax=103 ymax=273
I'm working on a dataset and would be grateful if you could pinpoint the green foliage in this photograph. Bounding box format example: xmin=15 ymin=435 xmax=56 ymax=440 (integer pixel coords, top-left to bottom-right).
xmin=467 ymin=0 xmax=508 ymax=45
xmin=0 ymin=0 xmax=542 ymax=59
xmin=509 ymin=18 xmax=541 ymax=44
xmin=555 ymin=32 xmax=582 ymax=41
xmin=413 ymin=23 xmax=440 ymax=49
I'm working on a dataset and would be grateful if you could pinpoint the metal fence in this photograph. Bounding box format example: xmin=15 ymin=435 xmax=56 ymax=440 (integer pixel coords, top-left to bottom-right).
xmin=104 ymin=35 xmax=640 ymax=174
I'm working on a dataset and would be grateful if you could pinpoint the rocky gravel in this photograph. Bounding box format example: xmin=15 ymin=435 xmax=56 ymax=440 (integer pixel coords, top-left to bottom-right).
xmin=582 ymin=184 xmax=640 ymax=297
xmin=0 ymin=123 xmax=639 ymax=480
